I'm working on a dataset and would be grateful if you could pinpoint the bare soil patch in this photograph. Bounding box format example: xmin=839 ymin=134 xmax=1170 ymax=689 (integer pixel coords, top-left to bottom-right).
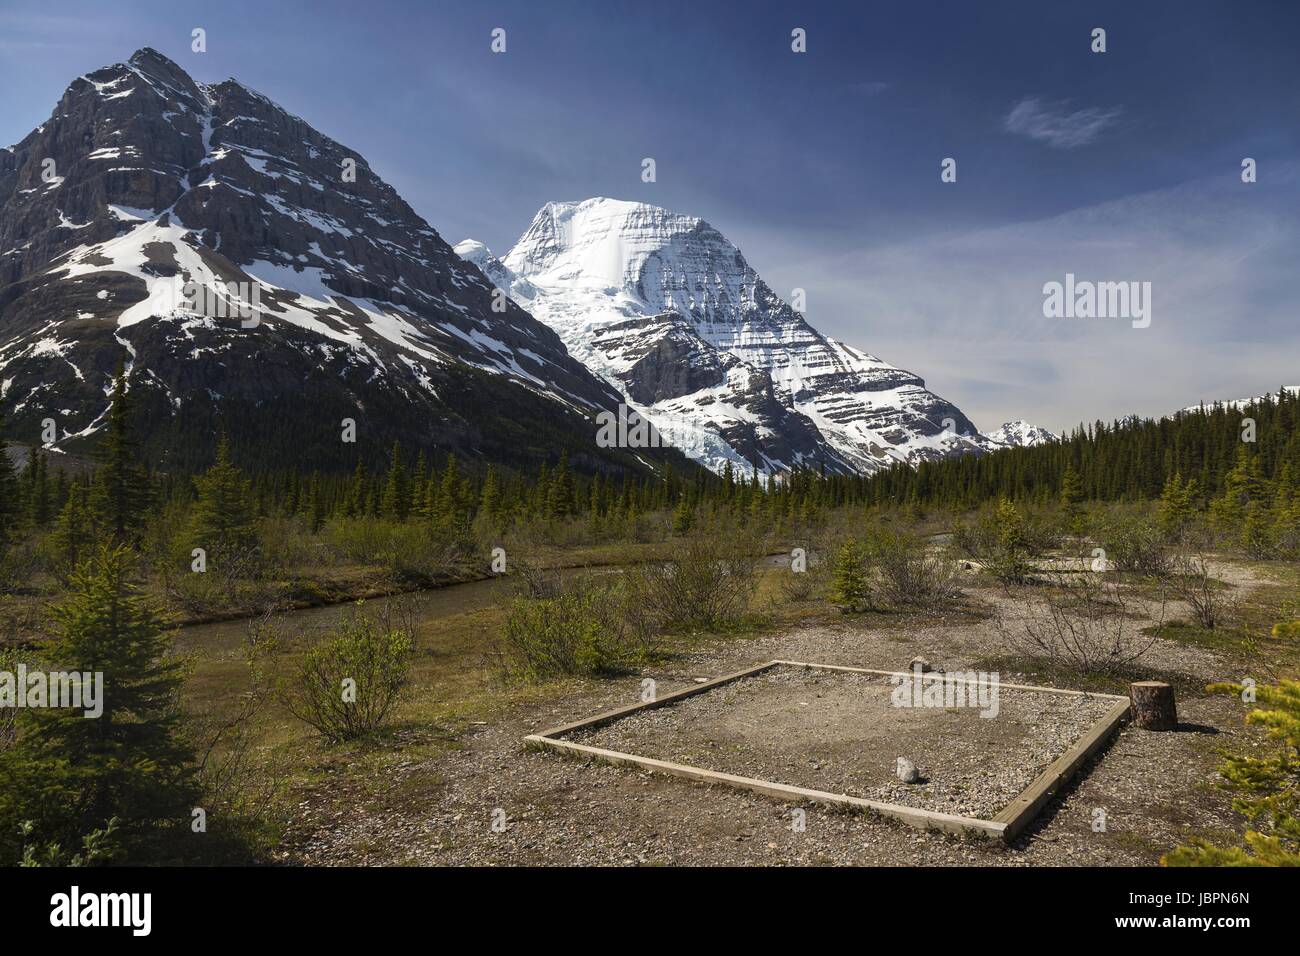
xmin=563 ymin=668 xmax=1115 ymax=820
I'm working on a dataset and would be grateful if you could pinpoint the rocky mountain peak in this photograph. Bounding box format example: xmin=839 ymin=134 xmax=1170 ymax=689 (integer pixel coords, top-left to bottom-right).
xmin=0 ymin=51 xmax=669 ymax=476
xmin=984 ymin=420 xmax=1058 ymax=447
xmin=461 ymin=196 xmax=992 ymax=476
xmin=125 ymin=46 xmax=207 ymax=101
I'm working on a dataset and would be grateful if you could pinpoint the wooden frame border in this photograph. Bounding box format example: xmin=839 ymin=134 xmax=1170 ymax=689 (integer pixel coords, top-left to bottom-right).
xmin=524 ymin=660 xmax=1130 ymax=843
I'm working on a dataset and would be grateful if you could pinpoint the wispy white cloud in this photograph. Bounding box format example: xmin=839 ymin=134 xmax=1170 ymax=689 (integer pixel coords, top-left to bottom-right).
xmin=1003 ymin=96 xmax=1123 ymax=149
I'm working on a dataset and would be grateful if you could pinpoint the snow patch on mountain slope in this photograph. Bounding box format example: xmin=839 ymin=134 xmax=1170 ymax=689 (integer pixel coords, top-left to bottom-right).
xmin=983 ymin=420 xmax=1058 ymax=447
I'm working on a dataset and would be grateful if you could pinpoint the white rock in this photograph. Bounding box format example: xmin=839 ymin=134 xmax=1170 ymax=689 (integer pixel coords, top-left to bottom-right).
xmin=896 ymin=757 xmax=920 ymax=784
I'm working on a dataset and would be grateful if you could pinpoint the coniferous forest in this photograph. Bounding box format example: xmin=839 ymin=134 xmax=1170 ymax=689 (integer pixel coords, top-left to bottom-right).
xmin=6 ymin=380 xmax=1299 ymax=556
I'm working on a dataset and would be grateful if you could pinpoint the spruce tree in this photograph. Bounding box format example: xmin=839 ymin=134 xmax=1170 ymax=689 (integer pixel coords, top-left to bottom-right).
xmin=91 ymin=363 xmax=151 ymax=543
xmin=0 ymin=546 xmax=198 ymax=859
xmin=435 ymin=454 xmax=462 ymax=530
xmin=187 ymin=434 xmax=257 ymax=569
xmin=343 ymin=460 xmax=365 ymax=518
xmin=307 ymin=473 xmax=326 ymax=533
xmin=25 ymin=447 xmax=52 ymax=526
xmin=672 ymin=498 xmax=695 ymax=535
xmin=381 ymin=441 xmax=410 ymax=521
xmin=1157 ymin=474 xmax=1198 ymax=539
xmin=478 ymin=465 xmax=502 ymax=530
xmin=1212 ymin=447 xmax=1264 ymax=541
xmin=48 ymin=482 xmax=95 ymax=583
xmin=1270 ymin=464 xmax=1300 ymax=558
xmin=828 ymin=539 xmax=870 ymax=611
xmin=548 ymin=452 xmax=576 ymax=519
xmin=1165 ymin=655 xmax=1300 ymax=866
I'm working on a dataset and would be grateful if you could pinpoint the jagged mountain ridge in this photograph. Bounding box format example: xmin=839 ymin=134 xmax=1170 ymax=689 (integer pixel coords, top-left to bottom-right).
xmin=0 ymin=49 xmax=677 ymax=475
xmin=983 ymin=420 xmax=1058 ymax=447
xmin=459 ymin=198 xmax=993 ymax=476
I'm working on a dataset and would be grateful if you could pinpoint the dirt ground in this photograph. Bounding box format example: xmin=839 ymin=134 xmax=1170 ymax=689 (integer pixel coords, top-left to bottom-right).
xmin=281 ymin=558 xmax=1272 ymax=866
xmin=567 ymin=668 xmax=1116 ymax=820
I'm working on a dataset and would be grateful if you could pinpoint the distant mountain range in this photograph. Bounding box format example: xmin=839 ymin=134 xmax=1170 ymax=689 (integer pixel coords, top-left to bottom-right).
xmin=0 ymin=48 xmax=1060 ymax=478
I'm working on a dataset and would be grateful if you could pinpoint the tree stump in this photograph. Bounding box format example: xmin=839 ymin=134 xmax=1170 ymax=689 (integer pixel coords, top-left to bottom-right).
xmin=1130 ymin=681 xmax=1177 ymax=731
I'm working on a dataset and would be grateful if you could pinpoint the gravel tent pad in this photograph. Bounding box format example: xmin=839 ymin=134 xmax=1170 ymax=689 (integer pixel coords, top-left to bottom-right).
xmin=526 ymin=662 xmax=1131 ymax=841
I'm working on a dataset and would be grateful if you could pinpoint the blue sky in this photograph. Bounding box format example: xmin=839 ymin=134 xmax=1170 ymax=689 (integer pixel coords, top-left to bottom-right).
xmin=3 ymin=0 xmax=1298 ymax=432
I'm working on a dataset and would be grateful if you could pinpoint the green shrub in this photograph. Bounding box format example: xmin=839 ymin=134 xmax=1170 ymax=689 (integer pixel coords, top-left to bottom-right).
xmin=327 ymin=517 xmax=465 ymax=584
xmin=0 ymin=646 xmax=23 ymax=752
xmin=18 ymin=817 xmax=120 ymax=867
xmin=275 ymin=608 xmax=414 ymax=743
xmin=952 ymin=513 xmax=996 ymax=559
xmin=871 ymin=529 xmax=962 ymax=608
xmin=635 ymin=532 xmax=759 ymax=630
xmin=1168 ymin=553 xmax=1237 ymax=629
xmin=778 ymin=545 xmax=826 ymax=602
xmin=498 ymin=580 xmax=651 ymax=681
xmin=1097 ymin=512 xmax=1172 ymax=576
xmin=256 ymin=514 xmax=321 ymax=573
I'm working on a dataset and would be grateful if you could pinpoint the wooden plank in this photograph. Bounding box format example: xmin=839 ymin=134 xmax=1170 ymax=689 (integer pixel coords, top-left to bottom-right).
xmin=770 ymin=659 xmax=1129 ymax=701
xmin=531 ymin=661 xmax=780 ymax=740
xmin=525 ymin=734 xmax=1009 ymax=840
xmin=526 ymin=658 xmax=1129 ymax=844
xmin=992 ymin=697 xmax=1131 ymax=840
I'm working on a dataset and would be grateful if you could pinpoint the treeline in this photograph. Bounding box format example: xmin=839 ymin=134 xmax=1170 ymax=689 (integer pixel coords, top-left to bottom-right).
xmin=4 ymin=383 xmax=1299 ymax=552
xmin=3 ymin=390 xmax=849 ymax=543
xmin=851 ymin=388 xmax=1300 ymax=509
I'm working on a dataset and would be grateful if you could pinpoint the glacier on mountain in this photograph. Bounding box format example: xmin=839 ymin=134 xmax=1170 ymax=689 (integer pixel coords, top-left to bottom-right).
xmin=459 ymin=198 xmax=995 ymax=476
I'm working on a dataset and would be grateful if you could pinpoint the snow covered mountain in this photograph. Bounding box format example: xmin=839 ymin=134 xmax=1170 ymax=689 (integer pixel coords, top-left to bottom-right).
xmin=457 ymin=198 xmax=991 ymax=476
xmin=983 ymin=420 xmax=1058 ymax=447
xmin=0 ymin=50 xmax=678 ymax=475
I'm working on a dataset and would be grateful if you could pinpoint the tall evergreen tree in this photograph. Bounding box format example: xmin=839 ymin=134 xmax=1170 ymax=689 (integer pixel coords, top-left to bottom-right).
xmin=435 ymin=454 xmax=463 ymax=529
xmin=187 ymin=434 xmax=257 ymax=568
xmin=91 ymin=363 xmax=151 ymax=543
xmin=24 ymin=447 xmax=52 ymax=526
xmin=0 ymin=546 xmax=198 ymax=859
xmin=1059 ymin=462 xmax=1086 ymax=533
xmin=343 ymin=460 xmax=366 ymax=518
xmin=306 ymin=473 xmax=326 ymax=533
xmin=479 ymin=465 xmax=502 ymax=525
xmin=548 ymin=451 xmax=576 ymax=519
xmin=1157 ymin=473 xmax=1199 ymax=538
xmin=48 ymin=482 xmax=95 ymax=583
xmin=1211 ymin=446 xmax=1265 ymax=538
xmin=381 ymin=441 xmax=410 ymax=521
